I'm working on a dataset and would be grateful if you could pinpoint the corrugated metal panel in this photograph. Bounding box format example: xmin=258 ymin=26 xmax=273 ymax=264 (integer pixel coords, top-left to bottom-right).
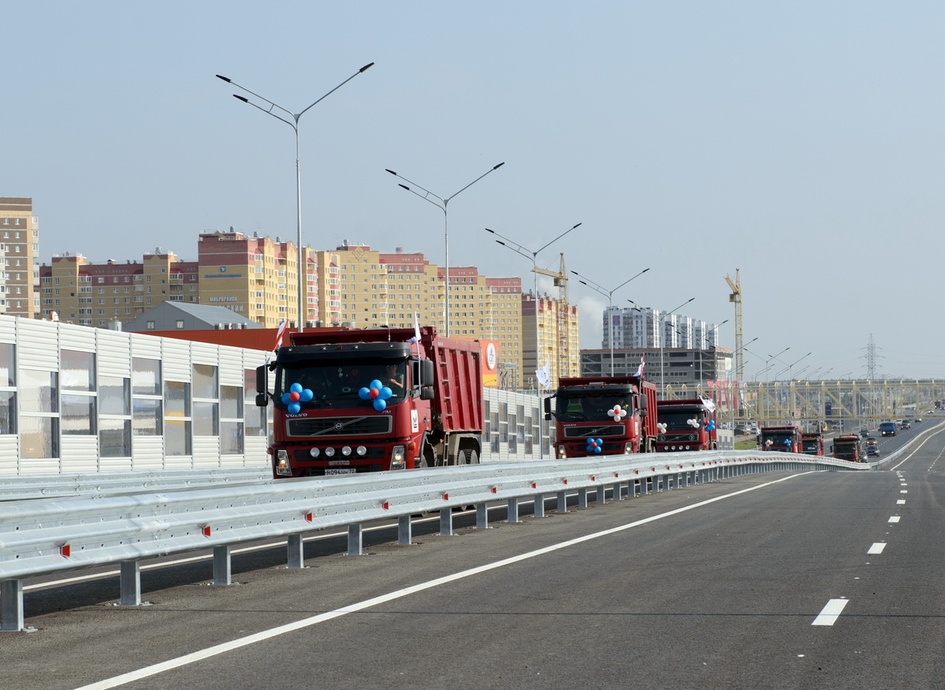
xmin=20 ymin=459 xmax=62 ymax=474
xmin=219 ymin=346 xmax=247 ymax=386
xmin=96 ymin=329 xmax=133 ymax=378
xmin=131 ymin=437 xmax=166 ymax=471
xmin=59 ymin=321 xmax=96 ymax=352
xmin=99 ymin=457 xmax=134 ymax=472
xmin=129 ymin=333 xmax=163 ymax=359
xmin=16 ymin=319 xmax=58 ymax=369
xmin=0 ymin=316 xmax=16 ymax=342
xmin=61 ymin=437 xmax=100 ymax=473
xmin=161 ymin=337 xmax=192 ymax=381
xmin=190 ymin=341 xmax=220 ymax=366
xmin=244 ymin=437 xmax=269 ymax=467
xmin=0 ymin=436 xmax=19 ymax=474
xmin=163 ymin=453 xmax=194 ymax=470
xmin=193 ymin=437 xmax=221 ymax=467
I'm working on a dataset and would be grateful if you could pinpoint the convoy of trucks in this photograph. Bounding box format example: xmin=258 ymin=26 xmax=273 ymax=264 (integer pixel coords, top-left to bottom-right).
xmin=543 ymin=375 xmax=658 ymax=457
xmin=654 ymin=398 xmax=718 ymax=452
xmin=256 ymin=324 xmax=900 ymax=476
xmin=256 ymin=326 xmax=484 ymax=478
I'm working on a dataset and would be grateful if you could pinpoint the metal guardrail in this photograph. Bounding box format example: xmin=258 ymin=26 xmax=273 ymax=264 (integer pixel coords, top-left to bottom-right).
xmin=0 ymin=466 xmax=274 ymax=501
xmin=0 ymin=451 xmax=857 ymax=632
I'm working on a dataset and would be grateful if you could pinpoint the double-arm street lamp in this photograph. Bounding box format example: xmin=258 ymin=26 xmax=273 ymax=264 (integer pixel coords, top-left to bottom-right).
xmin=386 ymin=163 xmax=505 ymax=336
xmin=571 ymin=268 xmax=651 ymax=376
xmin=774 ymin=351 xmax=813 ymax=380
xmin=765 ymin=347 xmax=791 ymax=383
xmin=485 ymin=222 xmax=582 ymax=379
xmin=485 ymin=222 xmax=583 ymax=459
xmin=217 ymin=63 xmax=374 ymax=333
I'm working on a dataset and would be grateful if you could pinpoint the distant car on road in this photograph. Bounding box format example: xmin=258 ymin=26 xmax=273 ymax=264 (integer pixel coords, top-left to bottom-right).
xmin=879 ymin=421 xmax=897 ymax=437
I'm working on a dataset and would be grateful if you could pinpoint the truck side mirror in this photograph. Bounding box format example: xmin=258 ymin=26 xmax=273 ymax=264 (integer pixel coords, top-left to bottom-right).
xmin=543 ymin=396 xmax=553 ymax=420
xmin=638 ymin=393 xmax=647 ymax=417
xmin=255 ymin=365 xmax=269 ymax=407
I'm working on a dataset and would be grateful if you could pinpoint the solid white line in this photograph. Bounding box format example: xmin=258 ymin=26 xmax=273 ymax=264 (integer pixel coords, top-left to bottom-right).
xmin=867 ymin=543 xmax=886 ymax=554
xmin=76 ymin=472 xmax=813 ymax=689
xmin=889 ymin=516 xmax=901 ymax=523
xmin=812 ymin=598 xmax=849 ymax=625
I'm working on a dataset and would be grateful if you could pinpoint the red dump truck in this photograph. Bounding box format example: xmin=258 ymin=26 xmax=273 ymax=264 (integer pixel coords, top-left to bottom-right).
xmin=654 ymin=398 xmax=718 ymax=452
xmin=831 ymin=434 xmax=863 ymax=462
xmin=801 ymin=432 xmax=825 ymax=456
xmin=759 ymin=425 xmax=803 ymax=453
xmin=544 ymin=375 xmax=658 ymax=457
xmin=256 ymin=326 xmax=483 ymax=478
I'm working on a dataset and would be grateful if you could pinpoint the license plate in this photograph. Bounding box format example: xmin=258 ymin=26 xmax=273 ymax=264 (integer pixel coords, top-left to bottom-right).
xmin=324 ymin=468 xmax=356 ymax=476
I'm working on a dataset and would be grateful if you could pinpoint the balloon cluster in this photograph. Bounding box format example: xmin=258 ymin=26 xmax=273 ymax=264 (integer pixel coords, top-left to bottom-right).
xmin=607 ymin=405 xmax=628 ymax=421
xmin=359 ymin=379 xmax=393 ymax=411
xmin=282 ymin=382 xmax=314 ymax=415
xmin=783 ymin=438 xmax=792 ymax=447
xmin=705 ymin=420 xmax=716 ymax=432
xmin=586 ymin=437 xmax=604 ymax=454
xmin=656 ymin=422 xmax=667 ymax=433
xmin=686 ymin=418 xmax=700 ymax=428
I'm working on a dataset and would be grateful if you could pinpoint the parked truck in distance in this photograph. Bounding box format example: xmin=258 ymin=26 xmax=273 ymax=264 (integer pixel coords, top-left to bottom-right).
xmin=832 ymin=434 xmax=863 ymax=462
xmin=654 ymin=398 xmax=718 ymax=452
xmin=544 ymin=375 xmax=658 ymax=457
xmin=759 ymin=425 xmax=803 ymax=453
xmin=801 ymin=431 xmax=825 ymax=456
xmin=256 ymin=326 xmax=484 ymax=478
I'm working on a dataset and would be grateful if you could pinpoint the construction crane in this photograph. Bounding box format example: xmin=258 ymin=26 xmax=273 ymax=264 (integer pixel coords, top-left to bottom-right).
xmin=725 ymin=269 xmax=744 ymax=383
xmin=533 ymin=253 xmax=573 ymax=386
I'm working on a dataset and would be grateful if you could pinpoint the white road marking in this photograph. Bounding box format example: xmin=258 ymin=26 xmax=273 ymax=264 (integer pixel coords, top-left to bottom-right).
xmin=889 ymin=516 xmax=901 ymax=523
xmin=897 ymin=499 xmax=906 ymax=505
xmin=868 ymin=543 xmax=886 ymax=554
xmin=812 ymin=598 xmax=849 ymax=626
xmin=76 ymin=473 xmax=813 ymax=689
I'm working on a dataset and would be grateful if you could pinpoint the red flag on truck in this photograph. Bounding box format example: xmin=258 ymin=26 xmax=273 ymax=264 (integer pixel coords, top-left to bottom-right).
xmin=273 ymin=319 xmax=288 ymax=352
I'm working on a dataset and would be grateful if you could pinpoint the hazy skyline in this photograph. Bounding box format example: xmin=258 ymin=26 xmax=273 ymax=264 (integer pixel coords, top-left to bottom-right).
xmin=4 ymin=2 xmax=944 ymax=379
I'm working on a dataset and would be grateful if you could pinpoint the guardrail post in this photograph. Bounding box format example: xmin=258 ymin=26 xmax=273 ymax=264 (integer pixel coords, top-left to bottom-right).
xmin=475 ymin=503 xmax=489 ymax=529
xmin=348 ymin=524 xmax=364 ymax=554
xmin=507 ymin=497 xmax=521 ymax=523
xmin=440 ymin=509 xmax=454 ymax=536
xmin=556 ymin=490 xmax=568 ymax=514
xmin=596 ymin=483 xmax=607 ymax=504
xmin=1 ymin=580 xmax=30 ymax=632
xmin=118 ymin=561 xmax=142 ymax=606
xmin=534 ymin=494 xmax=546 ymax=518
xmin=212 ymin=545 xmax=232 ymax=586
xmin=640 ymin=477 xmax=649 ymax=495
xmin=578 ymin=487 xmax=589 ymax=508
xmin=399 ymin=515 xmax=414 ymax=543
xmin=613 ymin=481 xmax=623 ymax=500
xmin=287 ymin=534 xmax=304 ymax=568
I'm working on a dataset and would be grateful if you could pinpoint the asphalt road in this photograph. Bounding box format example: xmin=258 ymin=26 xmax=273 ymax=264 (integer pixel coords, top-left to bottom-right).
xmin=4 ymin=422 xmax=945 ymax=689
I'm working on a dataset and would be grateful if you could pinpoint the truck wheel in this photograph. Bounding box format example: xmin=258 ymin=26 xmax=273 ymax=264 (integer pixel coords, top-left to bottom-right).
xmin=468 ymin=449 xmax=479 ymax=465
xmin=456 ymin=448 xmax=470 ymax=465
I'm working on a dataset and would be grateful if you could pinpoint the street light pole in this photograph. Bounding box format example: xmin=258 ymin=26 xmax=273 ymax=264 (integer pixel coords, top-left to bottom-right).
xmin=485 ymin=222 xmax=583 ymax=460
xmin=386 ymin=163 xmax=505 ymax=336
xmin=217 ymin=63 xmax=374 ymax=333
xmin=656 ymin=297 xmax=695 ymax=397
xmin=485 ymin=222 xmax=582 ymax=381
xmin=570 ymin=268 xmax=651 ymax=376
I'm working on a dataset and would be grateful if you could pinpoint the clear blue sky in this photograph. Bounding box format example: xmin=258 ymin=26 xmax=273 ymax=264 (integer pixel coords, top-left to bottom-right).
xmin=4 ymin=2 xmax=944 ymax=379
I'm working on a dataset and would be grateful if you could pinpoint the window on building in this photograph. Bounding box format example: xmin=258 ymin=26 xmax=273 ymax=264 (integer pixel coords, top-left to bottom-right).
xmin=99 ymin=376 xmax=131 ymax=457
xmin=61 ymin=350 xmax=96 ymax=435
xmin=19 ymin=369 xmax=59 ymax=459
xmin=0 ymin=343 xmax=15 ymax=435
xmin=164 ymin=380 xmax=192 ymax=455
xmin=132 ymin=357 xmax=162 ymax=436
xmin=192 ymin=364 xmax=218 ymax=437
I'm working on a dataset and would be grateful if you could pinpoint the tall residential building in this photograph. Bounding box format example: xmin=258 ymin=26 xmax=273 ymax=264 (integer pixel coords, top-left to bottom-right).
xmin=0 ymin=197 xmax=40 ymax=318
xmin=196 ymin=230 xmax=302 ymax=328
xmin=522 ymin=292 xmax=579 ymax=390
xmin=605 ymin=305 xmax=718 ymax=351
xmin=39 ymin=251 xmax=199 ymax=327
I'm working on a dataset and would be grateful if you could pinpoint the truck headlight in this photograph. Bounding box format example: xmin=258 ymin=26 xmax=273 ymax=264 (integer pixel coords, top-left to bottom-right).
xmin=390 ymin=444 xmax=407 ymax=471
xmin=557 ymin=445 xmax=567 ymax=459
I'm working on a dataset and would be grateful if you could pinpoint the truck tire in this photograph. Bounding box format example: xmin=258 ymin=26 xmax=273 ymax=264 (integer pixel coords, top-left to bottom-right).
xmin=456 ymin=448 xmax=470 ymax=465
xmin=468 ymin=448 xmax=479 ymax=465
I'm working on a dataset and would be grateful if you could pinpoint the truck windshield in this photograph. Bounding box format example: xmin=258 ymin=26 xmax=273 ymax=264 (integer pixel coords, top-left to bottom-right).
xmin=657 ymin=408 xmax=704 ymax=431
xmin=555 ymin=392 xmax=631 ymax=422
xmin=275 ymin=360 xmax=407 ymax=409
xmin=761 ymin=433 xmax=794 ymax=449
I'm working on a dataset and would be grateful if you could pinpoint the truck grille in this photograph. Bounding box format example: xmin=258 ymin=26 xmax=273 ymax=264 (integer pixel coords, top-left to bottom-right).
xmin=287 ymin=415 xmax=393 ymax=437
xmin=563 ymin=424 xmax=626 ymax=439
